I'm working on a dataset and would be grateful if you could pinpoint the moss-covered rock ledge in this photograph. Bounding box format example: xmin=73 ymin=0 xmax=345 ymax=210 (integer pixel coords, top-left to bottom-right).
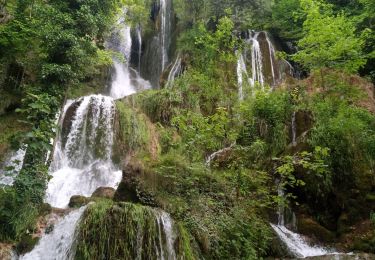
xmin=74 ymin=200 xmax=196 ymax=260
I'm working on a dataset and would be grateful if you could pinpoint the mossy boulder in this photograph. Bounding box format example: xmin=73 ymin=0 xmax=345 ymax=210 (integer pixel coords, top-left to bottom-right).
xmin=75 ymin=200 xmax=196 ymax=259
xmin=91 ymin=187 xmax=115 ymax=199
xmin=297 ymin=215 xmax=335 ymax=243
xmin=68 ymin=195 xmax=90 ymax=208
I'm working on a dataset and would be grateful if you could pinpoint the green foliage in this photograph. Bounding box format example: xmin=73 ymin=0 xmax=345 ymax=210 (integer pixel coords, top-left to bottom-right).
xmin=271 ymin=0 xmax=305 ymax=39
xmin=293 ymin=0 xmax=366 ymax=73
xmin=275 ymin=146 xmax=332 ymax=194
xmin=238 ymin=89 xmax=292 ymax=156
xmin=172 ymin=107 xmax=237 ymax=161
xmin=116 ymin=101 xmax=150 ymax=152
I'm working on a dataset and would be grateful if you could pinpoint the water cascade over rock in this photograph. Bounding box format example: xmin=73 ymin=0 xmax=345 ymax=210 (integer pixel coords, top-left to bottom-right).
xmin=46 ymin=95 xmax=122 ymax=208
xmin=141 ymin=0 xmax=174 ymax=87
xmin=19 ymin=207 xmax=86 ymax=260
xmin=237 ymin=31 xmax=293 ymax=97
xmin=107 ymin=13 xmax=151 ymax=99
xmin=271 ymin=186 xmax=335 ymax=258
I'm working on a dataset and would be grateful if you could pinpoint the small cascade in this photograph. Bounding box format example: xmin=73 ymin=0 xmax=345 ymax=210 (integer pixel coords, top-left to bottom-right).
xmin=46 ymin=95 xmax=122 ymax=208
xmin=237 ymin=52 xmax=248 ymax=100
xmin=166 ymin=54 xmax=182 ymax=87
xmin=136 ymin=25 xmax=142 ymax=72
xmin=272 ymin=185 xmax=334 ymax=258
xmin=155 ymin=210 xmax=177 ymax=259
xmin=237 ymin=31 xmax=294 ymax=96
xmin=19 ymin=207 xmax=86 ymax=260
xmin=159 ymin=0 xmax=171 ymax=71
xmin=292 ymin=111 xmax=297 ymax=147
xmin=0 ymin=146 xmax=26 ymax=186
xmin=248 ymin=32 xmax=265 ymax=88
xmin=107 ymin=13 xmax=150 ymax=99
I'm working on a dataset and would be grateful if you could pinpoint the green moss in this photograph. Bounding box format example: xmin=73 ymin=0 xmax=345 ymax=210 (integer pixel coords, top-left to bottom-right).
xmin=75 ymin=200 xmax=196 ymax=259
xmin=114 ymin=101 xmax=151 ymax=157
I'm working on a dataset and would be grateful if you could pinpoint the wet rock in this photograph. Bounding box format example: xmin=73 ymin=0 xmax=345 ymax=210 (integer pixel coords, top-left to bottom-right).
xmin=297 ymin=215 xmax=335 ymax=243
xmin=68 ymin=195 xmax=90 ymax=208
xmin=61 ymin=99 xmax=81 ymax=147
xmin=91 ymin=187 xmax=115 ymax=199
xmin=114 ymin=161 xmax=157 ymax=206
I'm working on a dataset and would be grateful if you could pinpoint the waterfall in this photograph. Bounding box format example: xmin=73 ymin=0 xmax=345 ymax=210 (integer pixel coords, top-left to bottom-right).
xmin=155 ymin=210 xmax=177 ymax=260
xmin=237 ymin=31 xmax=294 ymax=97
xmin=46 ymin=95 xmax=122 ymax=208
xmin=0 ymin=146 xmax=26 ymax=186
xmin=292 ymin=111 xmax=297 ymax=147
xmin=108 ymin=14 xmax=150 ymax=99
xmin=237 ymin=52 xmax=248 ymax=100
xmin=166 ymin=55 xmax=182 ymax=87
xmin=159 ymin=0 xmax=171 ymax=71
xmin=265 ymin=33 xmax=276 ymax=86
xmin=136 ymin=25 xmax=142 ymax=72
xmin=271 ymin=185 xmax=334 ymax=258
xmin=19 ymin=207 xmax=86 ymax=260
xmin=249 ymin=31 xmax=265 ymax=88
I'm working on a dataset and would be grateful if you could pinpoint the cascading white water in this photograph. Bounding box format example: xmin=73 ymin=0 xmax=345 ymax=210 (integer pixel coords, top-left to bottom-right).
xmin=155 ymin=210 xmax=176 ymax=260
xmin=166 ymin=55 xmax=182 ymax=87
xmin=237 ymin=31 xmax=294 ymax=98
xmin=46 ymin=95 xmax=122 ymax=208
xmin=109 ymin=22 xmax=136 ymax=99
xmin=237 ymin=52 xmax=248 ymax=100
xmin=292 ymin=111 xmax=297 ymax=147
xmin=271 ymin=224 xmax=330 ymax=258
xmin=265 ymin=33 xmax=277 ymax=86
xmin=136 ymin=25 xmax=142 ymax=72
xmin=272 ymin=185 xmax=334 ymax=258
xmin=108 ymin=13 xmax=150 ymax=99
xmin=0 ymin=146 xmax=26 ymax=186
xmin=19 ymin=207 xmax=86 ymax=260
xmin=248 ymin=32 xmax=265 ymax=88
xmin=159 ymin=0 xmax=171 ymax=70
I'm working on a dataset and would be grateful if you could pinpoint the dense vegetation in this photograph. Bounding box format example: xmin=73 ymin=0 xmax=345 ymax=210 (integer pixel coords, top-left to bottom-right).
xmin=0 ymin=0 xmax=374 ymax=258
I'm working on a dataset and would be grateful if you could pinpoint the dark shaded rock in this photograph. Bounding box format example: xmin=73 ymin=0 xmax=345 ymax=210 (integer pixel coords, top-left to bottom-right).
xmin=61 ymin=99 xmax=81 ymax=147
xmin=114 ymin=162 xmax=157 ymax=207
xmin=267 ymin=235 xmax=294 ymax=259
xmin=297 ymin=215 xmax=335 ymax=243
xmin=68 ymin=195 xmax=90 ymax=208
xmin=114 ymin=163 xmax=142 ymax=203
xmin=91 ymin=187 xmax=115 ymax=199
xmin=15 ymin=234 xmax=39 ymax=255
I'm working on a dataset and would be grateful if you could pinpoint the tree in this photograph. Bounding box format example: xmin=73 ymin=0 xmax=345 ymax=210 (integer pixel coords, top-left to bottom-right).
xmin=293 ymin=0 xmax=366 ymax=74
